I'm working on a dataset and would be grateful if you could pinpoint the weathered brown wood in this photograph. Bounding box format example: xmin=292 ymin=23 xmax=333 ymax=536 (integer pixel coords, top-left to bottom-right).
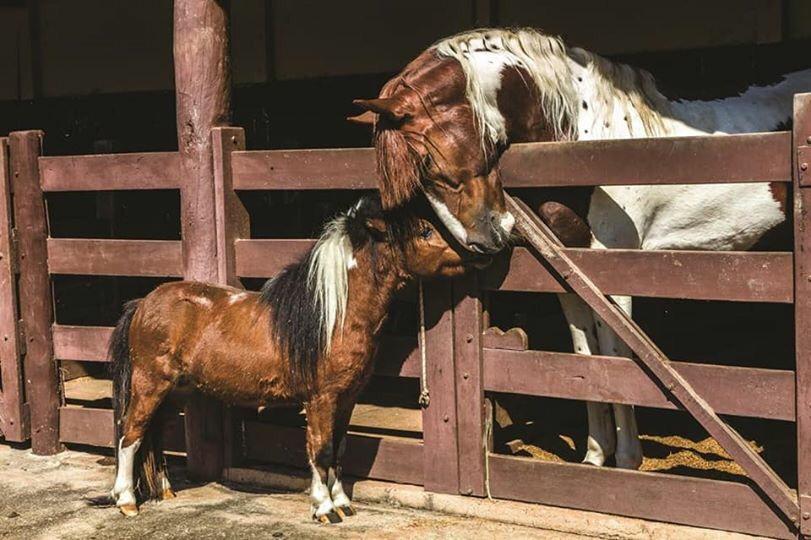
xmin=375 ymin=336 xmax=421 ymax=379
xmin=452 ymin=274 xmax=486 ymax=496
xmin=52 ymin=325 xmax=113 ymax=362
xmin=793 ymin=93 xmax=811 ymax=535
xmin=484 ymin=349 xmax=795 ymax=421
xmin=488 ymin=454 xmax=794 ymax=539
xmin=484 ymin=246 xmax=792 ymax=303
xmin=0 ymin=139 xmax=27 ymax=442
xmin=244 ymin=422 xmax=424 ymax=485
xmin=421 ymin=281 xmax=459 ymax=494
xmin=9 ymin=131 xmax=61 ymax=455
xmin=482 ymin=327 xmax=528 ymax=351
xmin=59 ymin=407 xmax=115 ymax=448
xmin=231 ymin=148 xmax=376 ymax=190
xmin=47 ymin=239 xmax=183 ymax=277
xmin=175 ymin=0 xmax=232 ymax=482
xmin=39 ymin=152 xmax=180 ymax=192
xmin=506 ymin=194 xmax=799 ymax=524
xmin=234 ymin=239 xmax=313 ymax=277
xmin=499 ymin=131 xmax=791 ymax=187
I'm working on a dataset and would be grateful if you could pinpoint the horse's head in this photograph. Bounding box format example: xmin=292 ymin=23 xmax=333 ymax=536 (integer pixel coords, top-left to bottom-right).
xmin=352 ymin=49 xmax=515 ymax=255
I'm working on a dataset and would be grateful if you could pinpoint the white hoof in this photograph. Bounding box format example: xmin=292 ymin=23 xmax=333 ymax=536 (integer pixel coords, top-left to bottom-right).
xmin=582 ymin=450 xmax=606 ymax=467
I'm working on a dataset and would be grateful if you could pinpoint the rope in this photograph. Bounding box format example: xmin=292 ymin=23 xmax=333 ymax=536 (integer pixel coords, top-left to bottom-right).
xmin=484 ymin=402 xmax=493 ymax=499
xmin=417 ymin=279 xmax=430 ymax=408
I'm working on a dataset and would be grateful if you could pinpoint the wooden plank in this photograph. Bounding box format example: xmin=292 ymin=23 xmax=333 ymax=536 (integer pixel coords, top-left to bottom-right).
xmin=0 ymin=138 xmax=27 ymax=442
xmin=231 ymin=148 xmax=376 ymax=191
xmin=47 ymin=239 xmax=183 ymax=277
xmin=488 ymin=454 xmax=794 ymax=539
xmin=483 ymin=247 xmax=792 ymax=303
xmin=10 ymin=131 xmax=61 ymax=455
xmin=506 ymin=194 xmax=799 ymax=525
xmin=452 ymin=274 xmax=486 ymax=496
xmin=235 ymin=239 xmax=313 ymax=277
xmin=421 ymin=281 xmax=460 ymax=494
xmin=793 ymin=93 xmax=811 ymax=534
xmin=375 ymin=335 xmax=420 ymax=378
xmin=244 ymin=421 xmax=423 ymax=485
xmin=39 ymin=152 xmax=180 ymax=191
xmin=52 ymin=325 xmax=112 ymax=362
xmin=59 ymin=407 xmax=114 ymax=448
xmin=484 ymin=349 xmax=795 ymax=421
xmin=499 ymin=131 xmax=791 ymax=187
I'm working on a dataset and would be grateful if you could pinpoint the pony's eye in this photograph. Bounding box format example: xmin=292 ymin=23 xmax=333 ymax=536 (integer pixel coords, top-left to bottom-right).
xmin=420 ymin=227 xmax=433 ymax=239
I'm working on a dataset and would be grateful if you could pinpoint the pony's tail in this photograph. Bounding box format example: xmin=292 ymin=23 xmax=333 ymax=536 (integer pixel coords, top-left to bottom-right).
xmin=110 ymin=299 xmax=167 ymax=501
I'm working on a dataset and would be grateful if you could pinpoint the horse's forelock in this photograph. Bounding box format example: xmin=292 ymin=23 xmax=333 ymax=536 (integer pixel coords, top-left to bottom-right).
xmin=374 ymin=127 xmax=422 ymax=209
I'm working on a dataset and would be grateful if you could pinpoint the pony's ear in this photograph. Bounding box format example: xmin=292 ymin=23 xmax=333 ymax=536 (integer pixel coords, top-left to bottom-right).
xmin=346 ymin=110 xmax=377 ymax=126
xmin=353 ymin=98 xmax=412 ymax=123
xmin=364 ymin=217 xmax=388 ymax=241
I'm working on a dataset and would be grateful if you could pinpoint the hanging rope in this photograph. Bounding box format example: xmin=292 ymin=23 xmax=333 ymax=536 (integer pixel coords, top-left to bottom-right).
xmin=417 ymin=279 xmax=430 ymax=408
xmin=483 ymin=403 xmax=494 ymax=499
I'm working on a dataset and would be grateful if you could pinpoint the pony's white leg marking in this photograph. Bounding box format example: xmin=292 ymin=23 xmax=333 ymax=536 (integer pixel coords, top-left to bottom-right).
xmin=328 ymin=438 xmax=351 ymax=510
xmin=557 ymin=294 xmax=615 ymax=466
xmin=309 ymin=460 xmax=336 ymax=519
xmin=112 ymin=437 xmax=141 ymax=508
xmin=594 ymin=295 xmax=643 ymax=470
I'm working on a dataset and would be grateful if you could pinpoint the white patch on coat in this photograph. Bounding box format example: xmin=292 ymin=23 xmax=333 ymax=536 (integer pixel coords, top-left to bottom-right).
xmin=187 ymin=295 xmax=213 ymax=307
xmin=346 ymin=254 xmax=357 ymax=270
xmin=112 ymin=437 xmax=141 ymax=507
xmin=499 ymin=211 xmax=515 ymax=236
xmin=227 ymin=291 xmax=249 ymax=305
xmin=424 ymin=191 xmax=469 ymax=246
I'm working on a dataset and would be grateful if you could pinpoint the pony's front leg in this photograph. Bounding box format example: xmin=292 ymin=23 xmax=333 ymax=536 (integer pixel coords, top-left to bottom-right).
xmin=306 ymin=395 xmax=342 ymax=524
xmin=594 ymin=295 xmax=643 ymax=470
xmin=558 ymin=294 xmax=616 ymax=466
xmin=329 ymin=404 xmax=355 ymax=518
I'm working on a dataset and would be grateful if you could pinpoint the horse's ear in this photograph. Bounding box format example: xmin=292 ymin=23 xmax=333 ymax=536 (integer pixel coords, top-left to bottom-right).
xmin=347 ymin=110 xmax=377 ymax=127
xmin=353 ymin=98 xmax=412 ymax=123
xmin=364 ymin=217 xmax=388 ymax=241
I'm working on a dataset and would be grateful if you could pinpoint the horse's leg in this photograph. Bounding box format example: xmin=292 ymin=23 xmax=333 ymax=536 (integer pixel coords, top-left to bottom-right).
xmin=594 ymin=295 xmax=643 ymax=469
xmin=558 ymin=293 xmax=616 ymax=466
xmin=329 ymin=403 xmax=355 ymax=517
xmin=306 ymin=395 xmax=341 ymax=524
xmin=112 ymin=370 xmax=174 ymax=516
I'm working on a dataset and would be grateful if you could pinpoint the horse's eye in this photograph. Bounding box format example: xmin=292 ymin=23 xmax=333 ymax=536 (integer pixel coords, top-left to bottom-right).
xmin=420 ymin=227 xmax=433 ymax=239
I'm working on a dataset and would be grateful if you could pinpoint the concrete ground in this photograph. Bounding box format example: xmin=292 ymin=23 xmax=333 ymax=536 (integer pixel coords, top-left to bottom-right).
xmin=0 ymin=444 xmax=759 ymax=540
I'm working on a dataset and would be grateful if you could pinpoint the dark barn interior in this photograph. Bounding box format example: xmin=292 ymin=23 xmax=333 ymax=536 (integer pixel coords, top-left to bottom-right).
xmin=2 ymin=0 xmax=809 ymax=493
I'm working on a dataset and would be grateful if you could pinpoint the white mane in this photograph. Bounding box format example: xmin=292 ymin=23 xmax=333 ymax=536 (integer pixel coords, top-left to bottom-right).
xmin=308 ymin=213 xmax=353 ymax=353
xmin=433 ymin=28 xmax=670 ymax=146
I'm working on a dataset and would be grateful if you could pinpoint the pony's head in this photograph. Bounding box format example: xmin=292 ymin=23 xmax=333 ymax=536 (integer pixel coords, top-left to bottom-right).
xmin=352 ymin=46 xmax=515 ymax=255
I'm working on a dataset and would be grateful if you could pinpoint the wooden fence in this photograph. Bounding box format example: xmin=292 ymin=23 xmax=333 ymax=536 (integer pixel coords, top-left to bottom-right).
xmin=3 ymin=92 xmax=811 ymax=537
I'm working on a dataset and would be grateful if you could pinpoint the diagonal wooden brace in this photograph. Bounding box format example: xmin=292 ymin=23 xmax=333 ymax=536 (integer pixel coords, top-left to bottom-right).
xmin=505 ymin=193 xmax=800 ymax=527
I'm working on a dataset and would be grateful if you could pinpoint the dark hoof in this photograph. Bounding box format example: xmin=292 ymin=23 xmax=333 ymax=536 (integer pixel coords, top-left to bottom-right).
xmin=315 ymin=511 xmax=342 ymax=524
xmin=337 ymin=505 xmax=356 ymax=517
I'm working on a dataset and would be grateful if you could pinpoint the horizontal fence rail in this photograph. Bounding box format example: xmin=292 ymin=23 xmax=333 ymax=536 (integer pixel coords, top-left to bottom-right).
xmin=39 ymin=152 xmax=180 ymax=191
xmin=47 ymin=239 xmax=183 ymax=277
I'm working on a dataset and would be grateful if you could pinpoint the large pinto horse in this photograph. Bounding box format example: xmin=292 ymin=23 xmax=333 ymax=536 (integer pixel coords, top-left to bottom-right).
xmin=352 ymin=27 xmax=811 ymax=469
xmin=109 ymin=195 xmax=471 ymax=522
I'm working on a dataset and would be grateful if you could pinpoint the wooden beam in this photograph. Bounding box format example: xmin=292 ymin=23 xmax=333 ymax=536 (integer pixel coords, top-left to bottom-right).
xmin=498 ymin=131 xmax=791 ymax=187
xmin=52 ymin=325 xmax=112 ymax=362
xmin=39 ymin=153 xmax=181 ymax=192
xmin=9 ymin=131 xmax=61 ymax=455
xmin=484 ymin=349 xmax=795 ymax=421
xmin=47 ymin=239 xmax=183 ymax=277
xmin=174 ymin=0 xmax=231 ymax=481
xmin=234 ymin=239 xmax=313 ymax=277
xmin=506 ymin=194 xmax=799 ymax=525
xmin=483 ymin=247 xmax=792 ymax=303
xmin=488 ymin=455 xmax=795 ymax=539
xmin=59 ymin=407 xmax=114 ymax=448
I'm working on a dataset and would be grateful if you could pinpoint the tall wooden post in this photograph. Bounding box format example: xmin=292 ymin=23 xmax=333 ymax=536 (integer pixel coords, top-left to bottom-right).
xmin=453 ymin=273 xmax=487 ymax=496
xmin=9 ymin=131 xmax=61 ymax=454
xmin=793 ymin=92 xmax=811 ymax=534
xmin=174 ymin=0 xmax=231 ymax=480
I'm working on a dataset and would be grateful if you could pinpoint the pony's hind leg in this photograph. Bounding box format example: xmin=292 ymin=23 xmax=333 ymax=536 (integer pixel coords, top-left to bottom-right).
xmin=112 ymin=372 xmax=175 ymax=516
xmin=329 ymin=404 xmax=355 ymax=518
xmin=306 ymin=395 xmax=342 ymax=524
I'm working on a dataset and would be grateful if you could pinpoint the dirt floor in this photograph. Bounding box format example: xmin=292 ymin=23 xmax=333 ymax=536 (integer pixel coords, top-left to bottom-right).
xmin=0 ymin=444 xmax=762 ymax=540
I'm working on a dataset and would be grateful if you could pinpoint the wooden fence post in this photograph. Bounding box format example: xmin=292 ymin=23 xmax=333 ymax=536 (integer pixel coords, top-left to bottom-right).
xmin=453 ymin=273 xmax=487 ymax=496
xmin=9 ymin=131 xmax=61 ymax=454
xmin=174 ymin=0 xmax=232 ymax=480
xmin=0 ymin=138 xmax=28 ymax=442
xmin=794 ymin=92 xmax=811 ymax=534
xmin=212 ymin=126 xmax=248 ymax=468
xmin=421 ymin=281 xmax=460 ymax=493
